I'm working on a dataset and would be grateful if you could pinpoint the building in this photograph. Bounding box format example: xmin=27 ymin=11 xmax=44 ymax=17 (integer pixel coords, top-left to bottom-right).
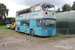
xmin=56 ymin=10 xmax=75 ymax=28
xmin=56 ymin=10 xmax=75 ymax=34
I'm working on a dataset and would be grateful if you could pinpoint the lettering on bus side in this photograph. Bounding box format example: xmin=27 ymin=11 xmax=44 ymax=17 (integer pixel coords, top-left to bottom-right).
xmin=30 ymin=13 xmax=39 ymax=16
xmin=18 ymin=16 xmax=22 ymax=18
xmin=47 ymin=15 xmax=53 ymax=17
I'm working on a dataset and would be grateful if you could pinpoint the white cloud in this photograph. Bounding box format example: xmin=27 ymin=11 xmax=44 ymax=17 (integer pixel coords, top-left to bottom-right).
xmin=0 ymin=0 xmax=75 ymax=17
xmin=0 ymin=0 xmax=29 ymax=17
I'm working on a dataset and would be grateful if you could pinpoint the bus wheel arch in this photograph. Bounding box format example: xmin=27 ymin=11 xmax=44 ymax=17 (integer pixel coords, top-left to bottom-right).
xmin=17 ymin=27 xmax=20 ymax=32
xmin=30 ymin=29 xmax=34 ymax=36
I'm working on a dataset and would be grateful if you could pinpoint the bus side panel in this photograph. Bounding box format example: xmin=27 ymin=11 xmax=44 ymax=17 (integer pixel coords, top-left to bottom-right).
xmin=33 ymin=19 xmax=42 ymax=36
xmin=34 ymin=28 xmax=42 ymax=36
xmin=29 ymin=19 xmax=36 ymax=32
xmin=24 ymin=19 xmax=30 ymax=34
xmin=20 ymin=20 xmax=25 ymax=33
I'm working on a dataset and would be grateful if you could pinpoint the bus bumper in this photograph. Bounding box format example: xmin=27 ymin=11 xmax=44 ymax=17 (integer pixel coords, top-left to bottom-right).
xmin=35 ymin=29 xmax=56 ymax=36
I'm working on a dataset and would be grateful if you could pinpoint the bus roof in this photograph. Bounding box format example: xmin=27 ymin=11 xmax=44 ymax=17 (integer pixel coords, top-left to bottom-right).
xmin=31 ymin=2 xmax=55 ymax=8
xmin=16 ymin=2 xmax=55 ymax=13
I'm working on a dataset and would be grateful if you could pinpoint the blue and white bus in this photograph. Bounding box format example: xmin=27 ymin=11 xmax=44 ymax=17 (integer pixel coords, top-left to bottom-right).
xmin=15 ymin=2 xmax=56 ymax=36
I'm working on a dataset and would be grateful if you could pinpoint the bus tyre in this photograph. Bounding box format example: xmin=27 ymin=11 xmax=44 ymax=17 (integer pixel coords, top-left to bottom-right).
xmin=30 ymin=30 xmax=34 ymax=36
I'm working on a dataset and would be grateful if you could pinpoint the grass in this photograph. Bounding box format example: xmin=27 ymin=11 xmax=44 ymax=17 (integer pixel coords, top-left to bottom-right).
xmin=0 ymin=25 xmax=12 ymax=30
xmin=37 ymin=31 xmax=70 ymax=43
xmin=37 ymin=35 xmax=70 ymax=43
xmin=0 ymin=26 xmax=70 ymax=42
xmin=0 ymin=30 xmax=70 ymax=43
xmin=55 ymin=30 xmax=70 ymax=39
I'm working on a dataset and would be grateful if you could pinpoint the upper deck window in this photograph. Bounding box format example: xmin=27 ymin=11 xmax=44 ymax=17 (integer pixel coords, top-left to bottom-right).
xmin=35 ymin=6 xmax=41 ymax=11
xmin=42 ymin=5 xmax=55 ymax=11
xmin=31 ymin=6 xmax=41 ymax=12
xmin=16 ymin=9 xmax=31 ymax=16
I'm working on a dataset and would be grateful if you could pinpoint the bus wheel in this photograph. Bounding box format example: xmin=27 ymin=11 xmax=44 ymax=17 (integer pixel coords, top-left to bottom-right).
xmin=30 ymin=29 xmax=34 ymax=36
xmin=18 ymin=27 xmax=20 ymax=32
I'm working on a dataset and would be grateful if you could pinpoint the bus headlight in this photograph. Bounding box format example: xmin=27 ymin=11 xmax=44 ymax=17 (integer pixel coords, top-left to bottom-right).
xmin=41 ymin=29 xmax=43 ymax=30
xmin=53 ymin=29 xmax=56 ymax=31
xmin=44 ymin=33 xmax=46 ymax=34
xmin=44 ymin=30 xmax=47 ymax=31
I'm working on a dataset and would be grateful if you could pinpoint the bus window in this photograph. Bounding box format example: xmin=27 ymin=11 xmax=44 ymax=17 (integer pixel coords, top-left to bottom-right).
xmin=21 ymin=21 xmax=29 ymax=26
xmin=17 ymin=9 xmax=31 ymax=15
xmin=21 ymin=21 xmax=26 ymax=25
xmin=31 ymin=8 xmax=35 ymax=12
xmin=36 ymin=19 xmax=41 ymax=27
xmin=17 ymin=21 xmax=20 ymax=25
xmin=42 ymin=5 xmax=55 ymax=11
xmin=26 ymin=21 xmax=29 ymax=26
xmin=35 ymin=6 xmax=41 ymax=11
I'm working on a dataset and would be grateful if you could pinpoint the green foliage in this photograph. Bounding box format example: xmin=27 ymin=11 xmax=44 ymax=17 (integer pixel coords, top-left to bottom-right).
xmin=0 ymin=3 xmax=9 ymax=24
xmin=62 ymin=4 xmax=71 ymax=12
xmin=72 ymin=2 xmax=75 ymax=10
xmin=6 ymin=17 xmax=15 ymax=23
xmin=56 ymin=30 xmax=59 ymax=36
xmin=56 ymin=7 xmax=61 ymax=13
xmin=11 ymin=18 xmax=15 ymax=22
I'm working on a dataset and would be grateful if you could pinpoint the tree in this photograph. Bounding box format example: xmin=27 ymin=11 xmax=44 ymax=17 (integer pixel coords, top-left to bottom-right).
xmin=56 ymin=7 xmax=61 ymax=13
xmin=6 ymin=17 xmax=12 ymax=23
xmin=62 ymin=4 xmax=71 ymax=12
xmin=6 ymin=17 xmax=15 ymax=24
xmin=11 ymin=18 xmax=15 ymax=22
xmin=72 ymin=1 xmax=75 ymax=10
xmin=0 ymin=3 xmax=9 ymax=24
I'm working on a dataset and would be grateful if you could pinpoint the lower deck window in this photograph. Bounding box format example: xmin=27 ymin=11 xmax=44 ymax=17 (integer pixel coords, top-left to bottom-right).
xmin=36 ymin=19 xmax=41 ymax=27
xmin=16 ymin=21 xmax=20 ymax=25
xmin=21 ymin=21 xmax=29 ymax=26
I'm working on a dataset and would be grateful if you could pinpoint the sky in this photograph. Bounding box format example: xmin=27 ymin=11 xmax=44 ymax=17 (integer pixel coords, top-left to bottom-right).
xmin=0 ymin=0 xmax=75 ymax=17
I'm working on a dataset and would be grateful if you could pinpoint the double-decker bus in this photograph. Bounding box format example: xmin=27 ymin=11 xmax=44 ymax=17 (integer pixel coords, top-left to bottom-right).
xmin=15 ymin=2 xmax=56 ymax=36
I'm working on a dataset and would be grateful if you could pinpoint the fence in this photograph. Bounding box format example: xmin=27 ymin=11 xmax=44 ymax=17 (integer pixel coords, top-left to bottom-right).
xmin=57 ymin=28 xmax=75 ymax=35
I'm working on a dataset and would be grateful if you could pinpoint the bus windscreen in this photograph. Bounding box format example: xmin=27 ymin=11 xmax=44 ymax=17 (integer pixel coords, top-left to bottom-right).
xmin=42 ymin=19 xmax=56 ymax=27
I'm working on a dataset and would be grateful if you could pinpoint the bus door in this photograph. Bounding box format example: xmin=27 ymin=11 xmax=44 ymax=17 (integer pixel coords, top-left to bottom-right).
xmin=25 ymin=21 xmax=30 ymax=34
xmin=21 ymin=21 xmax=24 ymax=32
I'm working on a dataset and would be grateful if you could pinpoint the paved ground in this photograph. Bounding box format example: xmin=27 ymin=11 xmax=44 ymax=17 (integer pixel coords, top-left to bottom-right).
xmin=0 ymin=31 xmax=75 ymax=50
xmin=0 ymin=38 xmax=75 ymax=50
